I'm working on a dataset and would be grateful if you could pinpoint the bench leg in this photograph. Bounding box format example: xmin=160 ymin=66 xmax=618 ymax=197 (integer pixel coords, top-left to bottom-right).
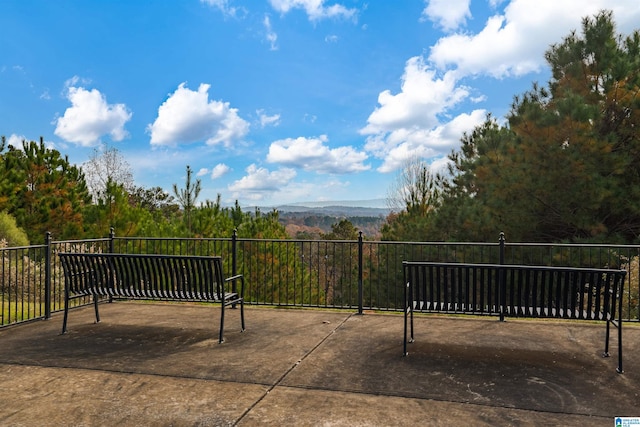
xmin=403 ymin=281 xmax=414 ymax=356
xmin=409 ymin=307 xmax=415 ymax=345
xmin=617 ymin=295 xmax=624 ymax=373
xmin=603 ymin=318 xmax=611 ymax=358
xmin=219 ymin=298 xmax=245 ymax=343
xmin=403 ymin=307 xmax=409 ymax=356
xmin=603 ymin=319 xmax=624 ymax=374
xmin=617 ymin=326 xmax=623 ymax=374
xmin=219 ymin=301 xmax=226 ymax=344
xmin=616 ymin=319 xmax=623 ymax=374
xmin=61 ymin=294 xmax=70 ymax=334
xmin=94 ymin=294 xmax=101 ymax=324
xmin=239 ymin=299 xmax=245 ymax=332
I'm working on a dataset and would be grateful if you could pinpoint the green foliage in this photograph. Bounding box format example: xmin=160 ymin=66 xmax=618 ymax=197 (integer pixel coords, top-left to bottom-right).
xmin=0 ymin=138 xmax=91 ymax=242
xmin=83 ymin=180 xmax=166 ymax=237
xmin=173 ymin=165 xmax=201 ymax=235
xmin=0 ymin=211 xmax=29 ymax=247
xmin=237 ymin=208 xmax=288 ymax=239
xmin=432 ymin=115 xmax=531 ymax=241
xmin=189 ymin=196 xmax=237 ymax=237
xmin=323 ymin=219 xmax=359 ymax=240
xmin=129 ymin=185 xmax=179 ymax=221
xmin=621 ymin=255 xmax=640 ymax=320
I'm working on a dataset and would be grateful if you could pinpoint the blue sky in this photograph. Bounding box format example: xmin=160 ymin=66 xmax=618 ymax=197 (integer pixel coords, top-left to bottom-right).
xmin=2 ymin=1 xmax=639 ymax=207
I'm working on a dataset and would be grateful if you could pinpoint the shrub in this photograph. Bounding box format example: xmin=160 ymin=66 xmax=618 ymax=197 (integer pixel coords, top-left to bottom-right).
xmin=0 ymin=211 xmax=29 ymax=247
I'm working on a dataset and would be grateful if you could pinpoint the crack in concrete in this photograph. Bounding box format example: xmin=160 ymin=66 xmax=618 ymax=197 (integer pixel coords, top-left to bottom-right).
xmin=233 ymin=312 xmax=355 ymax=425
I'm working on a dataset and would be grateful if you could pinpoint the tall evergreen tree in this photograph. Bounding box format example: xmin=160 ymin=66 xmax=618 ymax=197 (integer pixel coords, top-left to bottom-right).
xmin=430 ymin=11 xmax=640 ymax=243
xmin=173 ymin=165 xmax=201 ymax=235
xmin=0 ymin=138 xmax=91 ymax=241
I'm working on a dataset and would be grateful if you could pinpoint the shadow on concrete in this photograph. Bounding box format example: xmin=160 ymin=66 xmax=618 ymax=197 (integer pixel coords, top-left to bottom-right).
xmin=0 ymin=302 xmax=638 ymax=426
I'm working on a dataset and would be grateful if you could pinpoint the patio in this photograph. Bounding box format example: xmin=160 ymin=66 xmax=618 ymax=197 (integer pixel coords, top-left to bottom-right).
xmin=0 ymin=303 xmax=638 ymax=426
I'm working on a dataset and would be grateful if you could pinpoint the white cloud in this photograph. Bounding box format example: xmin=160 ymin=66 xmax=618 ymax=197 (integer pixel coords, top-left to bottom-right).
xmin=271 ymin=178 xmax=350 ymax=205
xmin=54 ymin=84 xmax=131 ymax=147
xmin=267 ymin=135 xmax=369 ymax=174
xmin=269 ymin=0 xmax=357 ymax=21
xmin=421 ymin=0 xmax=471 ymax=31
xmin=200 ymin=0 xmax=245 ymax=17
xmin=429 ymin=0 xmax=640 ymax=78
xmin=361 ymin=56 xmax=469 ymax=135
xmin=147 ymin=83 xmax=249 ymax=147
xmin=429 ymin=156 xmax=452 ymax=175
xmin=263 ymin=15 xmax=278 ymax=50
xmin=211 ymin=163 xmax=231 ymax=179
xmin=5 ymin=134 xmax=57 ymax=151
xmin=196 ymin=168 xmax=209 ymax=177
xmin=226 ymin=164 xmax=357 ymax=205
xmin=360 ymin=55 xmax=487 ymax=173
xmin=257 ymin=109 xmax=281 ymax=127
xmin=370 ymin=110 xmax=486 ymax=173
xmin=228 ymin=164 xmax=296 ymax=201
xmin=6 ymin=134 xmax=27 ymax=148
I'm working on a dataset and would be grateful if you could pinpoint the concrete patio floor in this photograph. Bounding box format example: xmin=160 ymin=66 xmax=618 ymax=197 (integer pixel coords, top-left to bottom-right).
xmin=0 ymin=302 xmax=638 ymax=426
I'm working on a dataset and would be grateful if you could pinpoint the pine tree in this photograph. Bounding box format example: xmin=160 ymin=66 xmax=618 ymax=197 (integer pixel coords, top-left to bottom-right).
xmin=0 ymin=138 xmax=91 ymax=241
xmin=431 ymin=11 xmax=640 ymax=243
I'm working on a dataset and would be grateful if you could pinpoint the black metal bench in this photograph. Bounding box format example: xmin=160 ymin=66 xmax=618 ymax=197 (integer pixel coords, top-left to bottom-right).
xmin=403 ymin=261 xmax=626 ymax=373
xmin=59 ymin=253 xmax=245 ymax=343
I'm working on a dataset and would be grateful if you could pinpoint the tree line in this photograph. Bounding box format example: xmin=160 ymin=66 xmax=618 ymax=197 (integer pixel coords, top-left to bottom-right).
xmin=0 ymin=138 xmax=290 ymax=245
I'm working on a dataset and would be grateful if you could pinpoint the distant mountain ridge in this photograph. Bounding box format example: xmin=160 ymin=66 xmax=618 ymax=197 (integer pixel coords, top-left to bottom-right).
xmin=275 ymin=204 xmax=391 ymax=217
xmin=245 ymin=200 xmax=394 ymax=238
xmin=247 ymin=199 xmax=393 ymax=217
xmin=275 ymin=199 xmax=388 ymax=209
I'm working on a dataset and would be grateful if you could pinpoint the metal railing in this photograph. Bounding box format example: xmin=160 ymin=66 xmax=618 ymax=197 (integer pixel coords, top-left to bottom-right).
xmin=0 ymin=243 xmax=49 ymax=325
xmin=1 ymin=230 xmax=638 ymax=328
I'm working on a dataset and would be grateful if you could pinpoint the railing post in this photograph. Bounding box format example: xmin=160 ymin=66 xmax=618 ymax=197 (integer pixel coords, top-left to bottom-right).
xmin=499 ymin=232 xmax=506 ymax=322
xmin=232 ymin=229 xmax=238 ymax=277
xmin=109 ymin=227 xmax=115 ymax=253
xmin=357 ymin=231 xmax=363 ymax=315
xmin=231 ymin=229 xmax=238 ymax=308
xmin=44 ymin=231 xmax=52 ymax=320
xmin=108 ymin=227 xmax=116 ymax=303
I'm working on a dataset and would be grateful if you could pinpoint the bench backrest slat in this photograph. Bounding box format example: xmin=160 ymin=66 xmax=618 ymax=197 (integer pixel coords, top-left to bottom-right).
xmin=59 ymin=253 xmax=225 ymax=301
xmin=404 ymin=262 xmax=625 ymax=320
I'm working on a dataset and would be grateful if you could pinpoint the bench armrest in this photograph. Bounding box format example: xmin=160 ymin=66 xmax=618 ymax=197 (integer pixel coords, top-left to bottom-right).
xmin=225 ymin=274 xmax=245 ymax=298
